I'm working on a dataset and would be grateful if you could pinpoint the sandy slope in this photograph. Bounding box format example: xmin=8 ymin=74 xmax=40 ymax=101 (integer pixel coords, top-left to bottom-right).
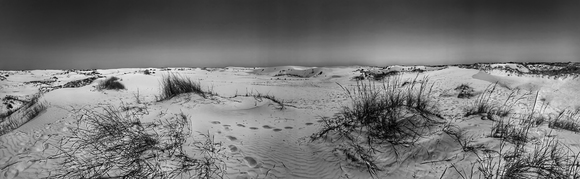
xmin=1 ymin=66 xmax=580 ymax=179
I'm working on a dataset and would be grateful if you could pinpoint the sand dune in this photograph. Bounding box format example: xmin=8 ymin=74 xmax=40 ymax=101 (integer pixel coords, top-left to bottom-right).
xmin=1 ymin=64 xmax=580 ymax=178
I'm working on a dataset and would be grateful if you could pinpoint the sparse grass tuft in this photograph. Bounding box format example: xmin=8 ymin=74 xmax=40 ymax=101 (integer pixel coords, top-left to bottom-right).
xmin=96 ymin=76 xmax=125 ymax=90
xmin=157 ymin=73 xmax=213 ymax=101
xmin=444 ymin=123 xmax=485 ymax=152
xmin=465 ymin=83 xmax=528 ymax=118
xmin=490 ymin=118 xmax=530 ymax=145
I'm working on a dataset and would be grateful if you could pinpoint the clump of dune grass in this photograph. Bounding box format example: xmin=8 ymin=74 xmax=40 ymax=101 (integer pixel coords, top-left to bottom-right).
xmin=444 ymin=136 xmax=580 ymax=179
xmin=490 ymin=118 xmax=530 ymax=146
xmin=549 ymin=108 xmax=580 ymax=132
xmin=96 ymin=76 xmax=125 ymax=90
xmin=157 ymin=73 xmax=214 ymax=101
xmin=50 ymin=107 xmax=227 ymax=179
xmin=0 ymin=93 xmax=47 ymax=136
xmin=310 ymin=74 xmax=441 ymax=176
xmin=455 ymin=83 xmax=476 ymax=99
xmin=465 ymin=83 xmax=528 ymax=118
xmin=472 ymin=137 xmax=580 ymax=179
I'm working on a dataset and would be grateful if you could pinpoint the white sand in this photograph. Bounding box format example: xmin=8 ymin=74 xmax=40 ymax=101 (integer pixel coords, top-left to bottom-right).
xmin=1 ymin=66 xmax=580 ymax=178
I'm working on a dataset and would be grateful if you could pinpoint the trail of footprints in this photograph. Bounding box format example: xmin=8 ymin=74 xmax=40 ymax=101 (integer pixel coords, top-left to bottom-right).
xmin=210 ymin=119 xmax=323 ymax=133
xmin=209 ymin=119 xmax=325 ymax=178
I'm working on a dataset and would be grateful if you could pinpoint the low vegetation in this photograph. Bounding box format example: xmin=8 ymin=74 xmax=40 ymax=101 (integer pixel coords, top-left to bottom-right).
xmin=157 ymin=73 xmax=214 ymax=101
xmin=310 ymin=75 xmax=441 ymax=176
xmin=549 ymin=108 xmax=580 ymax=132
xmin=0 ymin=93 xmax=47 ymax=136
xmin=444 ymin=94 xmax=580 ymax=179
xmin=50 ymin=106 xmax=227 ymax=179
xmin=371 ymin=71 xmax=399 ymax=81
xmin=96 ymin=76 xmax=126 ymax=90
xmin=234 ymin=89 xmax=290 ymax=110
xmin=443 ymin=123 xmax=484 ymax=152
xmin=455 ymin=83 xmax=476 ymax=99
xmin=489 ymin=118 xmax=530 ymax=145
xmin=471 ymin=138 xmax=580 ymax=179
xmin=464 ymin=83 xmax=528 ymax=118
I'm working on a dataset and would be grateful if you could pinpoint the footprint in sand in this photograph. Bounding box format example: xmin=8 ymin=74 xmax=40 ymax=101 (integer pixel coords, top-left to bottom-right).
xmin=249 ymin=127 xmax=259 ymax=130
xmin=228 ymin=145 xmax=239 ymax=153
xmin=284 ymin=126 xmax=293 ymax=129
xmin=316 ymin=119 xmax=324 ymax=123
xmin=305 ymin=122 xmax=313 ymax=126
xmin=237 ymin=124 xmax=246 ymax=127
xmin=211 ymin=121 xmax=221 ymax=124
xmin=262 ymin=125 xmax=273 ymax=129
xmin=273 ymin=129 xmax=282 ymax=132
xmin=243 ymin=156 xmax=259 ymax=168
xmin=225 ymin=136 xmax=238 ymax=141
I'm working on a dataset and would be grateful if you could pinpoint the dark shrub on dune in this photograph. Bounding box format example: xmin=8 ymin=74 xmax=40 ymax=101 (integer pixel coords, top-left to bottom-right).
xmin=97 ymin=76 xmax=125 ymax=90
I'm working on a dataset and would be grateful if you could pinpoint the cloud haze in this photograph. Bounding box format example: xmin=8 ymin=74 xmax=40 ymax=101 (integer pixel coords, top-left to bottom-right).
xmin=1 ymin=0 xmax=578 ymax=70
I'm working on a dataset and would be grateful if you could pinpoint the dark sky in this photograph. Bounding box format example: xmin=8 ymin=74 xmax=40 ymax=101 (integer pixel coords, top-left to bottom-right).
xmin=1 ymin=0 xmax=579 ymax=70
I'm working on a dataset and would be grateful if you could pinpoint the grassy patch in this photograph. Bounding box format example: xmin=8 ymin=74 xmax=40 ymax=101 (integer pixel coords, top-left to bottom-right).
xmin=475 ymin=138 xmax=580 ymax=179
xmin=96 ymin=76 xmax=125 ymax=90
xmin=0 ymin=93 xmax=47 ymax=136
xmin=465 ymin=83 xmax=528 ymax=118
xmin=310 ymin=75 xmax=441 ymax=176
xmin=50 ymin=107 xmax=227 ymax=178
xmin=490 ymin=119 xmax=530 ymax=145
